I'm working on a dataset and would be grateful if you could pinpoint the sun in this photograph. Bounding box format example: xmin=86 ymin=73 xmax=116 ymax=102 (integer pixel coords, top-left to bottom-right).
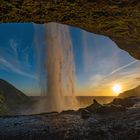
xmin=112 ymin=84 xmax=122 ymax=96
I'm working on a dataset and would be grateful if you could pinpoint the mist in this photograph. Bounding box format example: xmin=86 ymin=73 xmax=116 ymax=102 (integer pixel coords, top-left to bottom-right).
xmin=34 ymin=23 xmax=79 ymax=112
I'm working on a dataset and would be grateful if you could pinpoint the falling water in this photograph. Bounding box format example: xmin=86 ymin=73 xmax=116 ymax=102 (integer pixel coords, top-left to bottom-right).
xmin=34 ymin=23 xmax=78 ymax=112
xmin=45 ymin=23 xmax=77 ymax=112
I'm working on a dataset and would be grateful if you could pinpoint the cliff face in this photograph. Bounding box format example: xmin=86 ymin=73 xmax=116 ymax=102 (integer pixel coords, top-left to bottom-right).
xmin=0 ymin=0 xmax=140 ymax=59
xmin=119 ymin=85 xmax=140 ymax=98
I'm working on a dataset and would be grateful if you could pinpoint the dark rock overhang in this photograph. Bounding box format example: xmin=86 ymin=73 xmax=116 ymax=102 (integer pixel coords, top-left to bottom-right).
xmin=0 ymin=0 xmax=140 ymax=59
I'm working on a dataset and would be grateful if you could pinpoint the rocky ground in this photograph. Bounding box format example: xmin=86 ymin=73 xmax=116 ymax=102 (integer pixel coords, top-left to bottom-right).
xmin=0 ymin=96 xmax=140 ymax=140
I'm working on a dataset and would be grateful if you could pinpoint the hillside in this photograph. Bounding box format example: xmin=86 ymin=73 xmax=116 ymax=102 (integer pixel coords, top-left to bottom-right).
xmin=119 ymin=85 xmax=140 ymax=98
xmin=0 ymin=79 xmax=32 ymax=115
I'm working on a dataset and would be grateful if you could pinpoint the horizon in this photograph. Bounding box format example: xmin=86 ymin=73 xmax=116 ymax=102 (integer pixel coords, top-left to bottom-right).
xmin=0 ymin=23 xmax=140 ymax=96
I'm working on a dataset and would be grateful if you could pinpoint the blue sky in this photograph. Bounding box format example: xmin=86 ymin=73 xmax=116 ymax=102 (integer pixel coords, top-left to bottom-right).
xmin=0 ymin=23 xmax=140 ymax=96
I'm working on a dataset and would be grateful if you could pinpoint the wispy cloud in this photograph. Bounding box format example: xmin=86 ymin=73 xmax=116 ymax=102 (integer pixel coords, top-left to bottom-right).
xmin=89 ymin=60 xmax=140 ymax=89
xmin=9 ymin=39 xmax=18 ymax=53
xmin=9 ymin=39 xmax=32 ymax=68
xmin=0 ymin=56 xmax=37 ymax=79
xmin=105 ymin=60 xmax=138 ymax=79
xmin=0 ymin=38 xmax=36 ymax=79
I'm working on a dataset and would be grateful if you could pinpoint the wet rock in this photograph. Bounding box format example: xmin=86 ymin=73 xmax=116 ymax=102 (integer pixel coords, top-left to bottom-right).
xmin=95 ymin=104 xmax=126 ymax=114
xmin=61 ymin=110 xmax=77 ymax=115
xmin=111 ymin=96 xmax=140 ymax=107
xmin=80 ymin=99 xmax=127 ymax=115
xmin=0 ymin=98 xmax=140 ymax=139
xmin=81 ymin=109 xmax=92 ymax=119
xmin=85 ymin=99 xmax=103 ymax=113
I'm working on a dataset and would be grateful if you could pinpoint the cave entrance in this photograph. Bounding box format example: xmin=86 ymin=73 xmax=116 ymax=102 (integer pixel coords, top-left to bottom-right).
xmin=0 ymin=23 xmax=140 ymax=113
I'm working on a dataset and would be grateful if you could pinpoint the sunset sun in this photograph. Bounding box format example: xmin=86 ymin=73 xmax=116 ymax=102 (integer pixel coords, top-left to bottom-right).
xmin=112 ymin=84 xmax=122 ymax=96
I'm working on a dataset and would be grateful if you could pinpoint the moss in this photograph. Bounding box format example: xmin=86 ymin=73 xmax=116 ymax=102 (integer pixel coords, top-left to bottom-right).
xmin=0 ymin=0 xmax=140 ymax=59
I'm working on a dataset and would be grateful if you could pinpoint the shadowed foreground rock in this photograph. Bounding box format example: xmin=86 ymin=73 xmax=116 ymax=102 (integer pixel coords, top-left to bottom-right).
xmin=119 ymin=85 xmax=140 ymax=98
xmin=80 ymin=98 xmax=126 ymax=118
xmin=0 ymin=96 xmax=140 ymax=140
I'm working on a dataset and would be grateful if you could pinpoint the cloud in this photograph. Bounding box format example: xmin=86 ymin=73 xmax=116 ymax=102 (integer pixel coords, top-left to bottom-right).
xmin=9 ymin=39 xmax=18 ymax=52
xmin=0 ymin=56 xmax=37 ymax=79
xmin=105 ymin=60 xmax=139 ymax=79
xmin=89 ymin=74 xmax=105 ymax=88
xmin=9 ymin=39 xmax=32 ymax=68
xmin=0 ymin=38 xmax=36 ymax=80
xmin=89 ymin=60 xmax=140 ymax=90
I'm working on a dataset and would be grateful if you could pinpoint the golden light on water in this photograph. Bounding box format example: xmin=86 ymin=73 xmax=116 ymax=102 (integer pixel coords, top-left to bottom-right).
xmin=112 ymin=84 xmax=122 ymax=96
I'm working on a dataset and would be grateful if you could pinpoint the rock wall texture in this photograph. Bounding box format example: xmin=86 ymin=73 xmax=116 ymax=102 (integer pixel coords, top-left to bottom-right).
xmin=0 ymin=0 xmax=140 ymax=59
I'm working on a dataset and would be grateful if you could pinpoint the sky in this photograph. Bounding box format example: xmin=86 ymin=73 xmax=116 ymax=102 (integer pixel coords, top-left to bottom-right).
xmin=0 ymin=23 xmax=140 ymax=96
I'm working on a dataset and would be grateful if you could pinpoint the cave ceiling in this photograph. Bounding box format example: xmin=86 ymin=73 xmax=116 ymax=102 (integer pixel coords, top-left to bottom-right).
xmin=0 ymin=0 xmax=140 ymax=59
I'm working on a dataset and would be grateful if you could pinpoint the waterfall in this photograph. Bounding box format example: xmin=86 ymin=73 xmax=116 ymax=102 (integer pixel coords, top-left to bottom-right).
xmin=34 ymin=23 xmax=78 ymax=112
xmin=45 ymin=23 xmax=77 ymax=112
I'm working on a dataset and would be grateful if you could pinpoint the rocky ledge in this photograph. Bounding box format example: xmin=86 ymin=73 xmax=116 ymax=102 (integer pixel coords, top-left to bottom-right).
xmin=0 ymin=96 xmax=140 ymax=140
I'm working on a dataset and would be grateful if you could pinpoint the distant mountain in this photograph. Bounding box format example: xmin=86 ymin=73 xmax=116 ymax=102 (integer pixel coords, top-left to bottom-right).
xmin=0 ymin=79 xmax=31 ymax=115
xmin=119 ymin=85 xmax=140 ymax=98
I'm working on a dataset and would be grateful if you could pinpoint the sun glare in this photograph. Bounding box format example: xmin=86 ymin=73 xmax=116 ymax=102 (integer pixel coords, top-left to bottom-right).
xmin=112 ymin=84 xmax=122 ymax=96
